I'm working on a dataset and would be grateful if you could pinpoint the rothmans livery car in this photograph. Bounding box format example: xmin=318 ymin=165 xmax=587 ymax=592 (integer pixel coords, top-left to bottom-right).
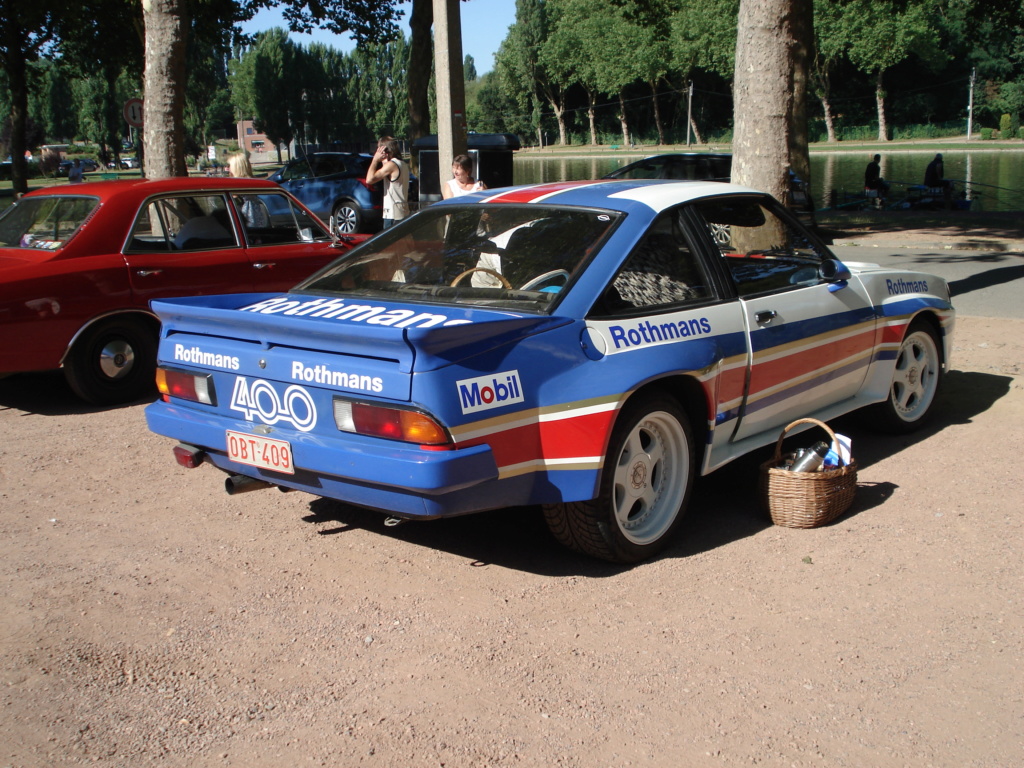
xmin=146 ymin=180 xmax=954 ymax=562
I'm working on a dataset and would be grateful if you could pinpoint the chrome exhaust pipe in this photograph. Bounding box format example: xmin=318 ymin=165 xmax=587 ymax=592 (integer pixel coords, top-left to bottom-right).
xmin=225 ymin=474 xmax=274 ymax=495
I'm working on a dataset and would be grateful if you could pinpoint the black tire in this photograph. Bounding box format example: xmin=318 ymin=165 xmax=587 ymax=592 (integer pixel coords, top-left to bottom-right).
xmin=63 ymin=317 xmax=157 ymax=405
xmin=543 ymin=394 xmax=695 ymax=563
xmin=866 ymin=319 xmax=943 ymax=434
xmin=331 ymin=201 xmax=362 ymax=235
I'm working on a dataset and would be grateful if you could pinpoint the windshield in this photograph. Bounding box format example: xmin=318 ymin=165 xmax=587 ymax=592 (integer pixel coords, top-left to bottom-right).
xmin=297 ymin=205 xmax=621 ymax=312
xmin=0 ymin=195 xmax=99 ymax=250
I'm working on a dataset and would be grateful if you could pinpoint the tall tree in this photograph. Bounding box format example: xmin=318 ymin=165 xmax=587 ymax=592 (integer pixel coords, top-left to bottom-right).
xmin=842 ymin=0 xmax=943 ymax=141
xmin=810 ymin=0 xmax=845 ymax=142
xmin=141 ymin=0 xmax=400 ymax=180
xmin=669 ymin=0 xmax=738 ymax=143
xmin=143 ymin=0 xmax=189 ymax=178
xmin=732 ymin=0 xmax=814 ymax=206
xmin=0 ymin=0 xmax=66 ymax=194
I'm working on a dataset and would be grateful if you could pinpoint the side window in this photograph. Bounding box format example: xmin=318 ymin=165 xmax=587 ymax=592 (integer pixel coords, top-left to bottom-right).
xmin=127 ymin=195 xmax=236 ymax=252
xmin=693 ymin=197 xmax=824 ymax=296
xmin=279 ymin=159 xmax=311 ymax=181
xmin=230 ymin=192 xmax=330 ymax=246
xmin=597 ymin=210 xmax=710 ymax=314
xmin=313 ymin=155 xmax=347 ymax=176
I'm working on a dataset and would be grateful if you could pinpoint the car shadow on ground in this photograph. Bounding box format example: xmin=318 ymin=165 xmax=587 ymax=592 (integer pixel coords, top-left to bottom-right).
xmin=0 ymin=371 xmax=156 ymax=415
xmin=300 ymin=368 xmax=1013 ymax=576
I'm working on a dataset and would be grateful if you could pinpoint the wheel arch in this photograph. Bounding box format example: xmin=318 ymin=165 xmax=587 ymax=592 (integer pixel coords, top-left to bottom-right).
xmin=908 ymin=310 xmax=947 ymax=370
xmin=59 ymin=309 xmax=160 ymax=367
xmin=614 ymin=374 xmax=710 ymax=466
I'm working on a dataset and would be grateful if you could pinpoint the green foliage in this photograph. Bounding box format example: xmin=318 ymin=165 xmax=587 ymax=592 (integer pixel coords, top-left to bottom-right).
xmin=1000 ymin=113 xmax=1012 ymax=135
xmin=980 ymin=127 xmax=993 ymax=139
xmin=229 ymin=27 xmax=410 ymax=151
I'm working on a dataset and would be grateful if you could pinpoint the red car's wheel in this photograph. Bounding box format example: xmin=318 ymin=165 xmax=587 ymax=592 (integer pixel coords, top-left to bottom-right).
xmin=64 ymin=317 xmax=157 ymax=405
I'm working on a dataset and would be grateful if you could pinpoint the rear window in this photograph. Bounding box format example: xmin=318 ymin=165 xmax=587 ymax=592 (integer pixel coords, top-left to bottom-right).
xmin=296 ymin=205 xmax=622 ymax=313
xmin=0 ymin=195 xmax=99 ymax=251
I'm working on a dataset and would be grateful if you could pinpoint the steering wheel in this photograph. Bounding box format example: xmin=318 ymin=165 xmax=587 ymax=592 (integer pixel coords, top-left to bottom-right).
xmin=520 ymin=269 xmax=570 ymax=292
xmin=450 ymin=267 xmax=511 ymax=288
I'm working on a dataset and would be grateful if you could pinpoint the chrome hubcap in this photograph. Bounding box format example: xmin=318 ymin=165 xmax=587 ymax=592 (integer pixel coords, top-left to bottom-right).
xmin=99 ymin=340 xmax=134 ymax=380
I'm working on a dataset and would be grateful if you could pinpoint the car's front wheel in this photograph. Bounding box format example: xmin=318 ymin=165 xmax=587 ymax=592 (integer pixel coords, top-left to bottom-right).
xmin=63 ymin=317 xmax=157 ymax=405
xmin=866 ymin=319 xmax=943 ymax=433
xmin=543 ymin=394 xmax=695 ymax=563
xmin=331 ymin=201 xmax=362 ymax=235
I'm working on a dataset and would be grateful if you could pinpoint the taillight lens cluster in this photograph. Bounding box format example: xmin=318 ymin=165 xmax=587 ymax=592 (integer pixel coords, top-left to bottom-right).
xmin=156 ymin=367 xmax=216 ymax=405
xmin=333 ymin=398 xmax=450 ymax=446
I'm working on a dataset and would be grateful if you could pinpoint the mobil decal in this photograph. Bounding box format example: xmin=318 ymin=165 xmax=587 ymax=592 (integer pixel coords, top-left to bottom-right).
xmin=457 ymin=370 xmax=524 ymax=415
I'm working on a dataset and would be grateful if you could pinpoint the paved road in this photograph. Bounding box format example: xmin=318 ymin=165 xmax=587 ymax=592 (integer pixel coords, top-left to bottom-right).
xmin=831 ymin=245 xmax=1024 ymax=319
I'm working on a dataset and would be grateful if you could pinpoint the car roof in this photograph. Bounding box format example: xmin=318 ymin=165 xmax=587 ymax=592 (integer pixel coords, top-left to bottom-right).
xmin=22 ymin=176 xmax=282 ymax=205
xmin=437 ymin=178 xmax=764 ymax=216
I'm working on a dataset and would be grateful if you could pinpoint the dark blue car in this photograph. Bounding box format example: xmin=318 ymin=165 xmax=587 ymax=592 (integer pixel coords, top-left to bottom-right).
xmin=269 ymin=152 xmax=416 ymax=235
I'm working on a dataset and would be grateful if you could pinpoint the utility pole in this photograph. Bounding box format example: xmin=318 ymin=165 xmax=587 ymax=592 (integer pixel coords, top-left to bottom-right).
xmin=433 ymin=0 xmax=467 ymax=187
xmin=966 ymin=68 xmax=976 ymax=140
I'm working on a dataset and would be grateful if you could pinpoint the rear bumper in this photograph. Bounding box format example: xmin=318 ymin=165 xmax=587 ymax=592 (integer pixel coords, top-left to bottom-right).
xmin=145 ymin=400 xmax=503 ymax=517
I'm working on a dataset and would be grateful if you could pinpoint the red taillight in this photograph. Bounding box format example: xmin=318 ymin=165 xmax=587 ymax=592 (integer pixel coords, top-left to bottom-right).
xmin=155 ymin=367 xmax=216 ymax=405
xmin=172 ymin=443 xmax=206 ymax=469
xmin=333 ymin=398 xmax=450 ymax=446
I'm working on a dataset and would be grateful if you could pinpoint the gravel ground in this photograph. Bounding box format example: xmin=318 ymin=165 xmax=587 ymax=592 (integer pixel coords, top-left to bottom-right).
xmin=1 ymin=309 xmax=1021 ymax=765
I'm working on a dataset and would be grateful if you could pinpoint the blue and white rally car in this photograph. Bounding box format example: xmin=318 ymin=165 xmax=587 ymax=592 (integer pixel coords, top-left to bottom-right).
xmin=146 ymin=180 xmax=954 ymax=562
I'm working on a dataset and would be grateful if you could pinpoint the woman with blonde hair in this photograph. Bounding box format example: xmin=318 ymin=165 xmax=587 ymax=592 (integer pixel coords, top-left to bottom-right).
xmin=228 ymin=152 xmax=254 ymax=178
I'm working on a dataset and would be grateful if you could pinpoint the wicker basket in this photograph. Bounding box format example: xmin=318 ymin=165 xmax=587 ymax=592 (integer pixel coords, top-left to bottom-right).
xmin=758 ymin=418 xmax=858 ymax=528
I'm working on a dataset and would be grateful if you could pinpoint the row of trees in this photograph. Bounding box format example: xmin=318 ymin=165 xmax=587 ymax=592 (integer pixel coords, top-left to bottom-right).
xmin=480 ymin=0 xmax=1023 ymax=148
xmin=2 ymin=0 xmax=1021 ymax=194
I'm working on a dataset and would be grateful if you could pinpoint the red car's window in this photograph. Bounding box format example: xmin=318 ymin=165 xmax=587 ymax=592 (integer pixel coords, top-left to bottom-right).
xmin=127 ymin=194 xmax=237 ymax=252
xmin=0 ymin=195 xmax=99 ymax=251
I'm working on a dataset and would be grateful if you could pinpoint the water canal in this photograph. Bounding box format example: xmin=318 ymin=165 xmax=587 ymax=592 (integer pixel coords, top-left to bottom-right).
xmin=514 ymin=149 xmax=1024 ymax=212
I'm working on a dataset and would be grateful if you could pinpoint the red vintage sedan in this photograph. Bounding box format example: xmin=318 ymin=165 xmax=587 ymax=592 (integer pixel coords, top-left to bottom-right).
xmin=0 ymin=177 xmax=366 ymax=404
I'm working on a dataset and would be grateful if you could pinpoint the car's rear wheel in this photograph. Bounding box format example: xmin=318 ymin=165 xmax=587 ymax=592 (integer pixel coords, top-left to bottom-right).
xmin=543 ymin=394 xmax=695 ymax=563
xmin=866 ymin=319 xmax=943 ymax=433
xmin=64 ymin=317 xmax=157 ymax=405
xmin=331 ymin=201 xmax=362 ymax=235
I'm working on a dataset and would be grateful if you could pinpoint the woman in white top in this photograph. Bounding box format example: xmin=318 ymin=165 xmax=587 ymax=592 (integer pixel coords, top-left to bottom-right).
xmin=366 ymin=137 xmax=410 ymax=229
xmin=442 ymin=154 xmax=487 ymax=198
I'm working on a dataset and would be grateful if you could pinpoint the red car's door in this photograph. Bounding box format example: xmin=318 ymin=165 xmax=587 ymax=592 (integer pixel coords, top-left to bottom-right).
xmin=228 ymin=189 xmax=360 ymax=289
xmin=122 ymin=193 xmax=255 ymax=304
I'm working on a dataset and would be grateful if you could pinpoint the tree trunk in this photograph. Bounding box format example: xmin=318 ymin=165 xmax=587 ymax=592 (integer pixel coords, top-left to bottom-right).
xmin=544 ymin=88 xmax=567 ymax=145
xmin=819 ymin=94 xmax=837 ymax=142
xmin=407 ymin=0 xmax=432 ymax=173
xmin=142 ymin=0 xmax=188 ymax=179
xmin=4 ymin=36 xmax=30 ymax=195
xmin=617 ymin=91 xmax=630 ymax=147
xmin=650 ymin=80 xmax=665 ymax=145
xmin=875 ymin=68 xmax=888 ymax=141
xmin=732 ymin=0 xmax=813 ymax=207
xmin=689 ymin=115 xmax=703 ymax=146
xmin=587 ymin=90 xmax=598 ymax=145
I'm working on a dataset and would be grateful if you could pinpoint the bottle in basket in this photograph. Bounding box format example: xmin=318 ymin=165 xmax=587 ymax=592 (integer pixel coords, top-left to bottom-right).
xmin=790 ymin=441 xmax=829 ymax=472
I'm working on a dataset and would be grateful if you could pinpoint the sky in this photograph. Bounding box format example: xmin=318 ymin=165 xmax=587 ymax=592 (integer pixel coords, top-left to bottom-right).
xmin=239 ymin=1 xmax=519 ymax=75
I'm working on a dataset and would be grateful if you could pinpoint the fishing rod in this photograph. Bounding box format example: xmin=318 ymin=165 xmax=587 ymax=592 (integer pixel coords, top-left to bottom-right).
xmin=945 ymin=179 xmax=1024 ymax=195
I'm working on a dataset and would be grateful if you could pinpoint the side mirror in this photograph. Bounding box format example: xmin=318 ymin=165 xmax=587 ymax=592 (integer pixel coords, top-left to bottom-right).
xmin=820 ymin=258 xmax=851 ymax=292
xmin=820 ymin=258 xmax=850 ymax=280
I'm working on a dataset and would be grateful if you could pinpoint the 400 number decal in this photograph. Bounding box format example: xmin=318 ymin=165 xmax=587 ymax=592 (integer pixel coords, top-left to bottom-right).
xmin=230 ymin=378 xmax=317 ymax=431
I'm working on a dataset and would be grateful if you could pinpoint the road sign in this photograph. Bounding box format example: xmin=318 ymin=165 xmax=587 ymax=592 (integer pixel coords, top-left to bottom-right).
xmin=123 ymin=98 xmax=144 ymax=128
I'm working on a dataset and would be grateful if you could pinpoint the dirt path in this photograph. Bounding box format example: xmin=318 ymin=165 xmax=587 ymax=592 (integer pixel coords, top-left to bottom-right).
xmin=1 ymin=315 xmax=1021 ymax=768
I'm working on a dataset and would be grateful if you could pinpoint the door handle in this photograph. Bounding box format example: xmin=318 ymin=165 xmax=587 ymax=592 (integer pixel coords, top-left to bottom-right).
xmin=755 ymin=310 xmax=777 ymax=326
xmin=134 ymin=268 xmax=163 ymax=277
xmin=252 ymin=262 xmax=276 ymax=270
